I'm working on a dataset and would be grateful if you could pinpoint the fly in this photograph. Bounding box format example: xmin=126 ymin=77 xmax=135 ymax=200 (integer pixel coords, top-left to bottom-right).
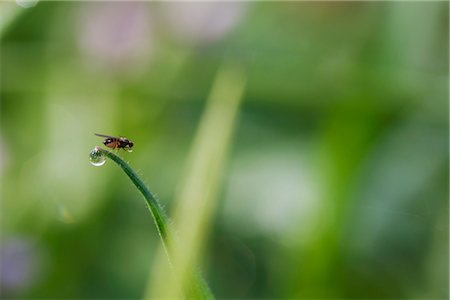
xmin=95 ymin=133 xmax=134 ymax=152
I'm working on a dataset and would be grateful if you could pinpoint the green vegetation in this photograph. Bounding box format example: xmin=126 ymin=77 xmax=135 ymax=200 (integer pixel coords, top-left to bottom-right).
xmin=91 ymin=146 xmax=212 ymax=299
xmin=1 ymin=1 xmax=448 ymax=299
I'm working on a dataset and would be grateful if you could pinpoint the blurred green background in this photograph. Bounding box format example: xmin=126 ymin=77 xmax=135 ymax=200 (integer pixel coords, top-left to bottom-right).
xmin=1 ymin=1 xmax=448 ymax=299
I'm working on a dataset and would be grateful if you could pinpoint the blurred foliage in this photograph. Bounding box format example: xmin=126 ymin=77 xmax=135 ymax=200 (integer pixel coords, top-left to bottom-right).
xmin=1 ymin=1 xmax=448 ymax=299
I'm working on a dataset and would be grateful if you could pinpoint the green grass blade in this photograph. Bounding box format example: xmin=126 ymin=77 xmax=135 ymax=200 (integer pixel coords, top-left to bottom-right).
xmin=148 ymin=61 xmax=246 ymax=299
xmin=100 ymin=148 xmax=169 ymax=243
xmin=93 ymin=147 xmax=213 ymax=299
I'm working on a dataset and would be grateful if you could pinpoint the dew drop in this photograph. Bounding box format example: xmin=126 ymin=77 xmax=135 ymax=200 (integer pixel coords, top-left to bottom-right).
xmin=89 ymin=147 xmax=106 ymax=166
xmin=16 ymin=0 xmax=39 ymax=8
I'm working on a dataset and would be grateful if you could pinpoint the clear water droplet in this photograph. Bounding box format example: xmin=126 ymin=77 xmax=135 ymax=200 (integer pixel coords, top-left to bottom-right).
xmin=16 ymin=0 xmax=39 ymax=8
xmin=89 ymin=147 xmax=106 ymax=166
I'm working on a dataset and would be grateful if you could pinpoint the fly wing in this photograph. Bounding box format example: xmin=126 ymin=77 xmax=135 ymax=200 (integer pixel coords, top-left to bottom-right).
xmin=94 ymin=133 xmax=117 ymax=139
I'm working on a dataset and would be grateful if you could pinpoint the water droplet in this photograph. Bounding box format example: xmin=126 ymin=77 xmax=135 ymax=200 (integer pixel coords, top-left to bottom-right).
xmin=89 ymin=147 xmax=106 ymax=166
xmin=16 ymin=0 xmax=39 ymax=8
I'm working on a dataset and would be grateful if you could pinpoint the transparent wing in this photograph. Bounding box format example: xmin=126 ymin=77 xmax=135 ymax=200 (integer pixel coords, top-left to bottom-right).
xmin=94 ymin=133 xmax=117 ymax=139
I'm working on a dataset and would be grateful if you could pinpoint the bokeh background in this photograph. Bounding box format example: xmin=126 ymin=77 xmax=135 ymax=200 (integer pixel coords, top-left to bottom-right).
xmin=1 ymin=1 xmax=448 ymax=299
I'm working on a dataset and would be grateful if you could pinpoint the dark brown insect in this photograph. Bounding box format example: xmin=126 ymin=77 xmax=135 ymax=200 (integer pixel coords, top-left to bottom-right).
xmin=95 ymin=133 xmax=134 ymax=152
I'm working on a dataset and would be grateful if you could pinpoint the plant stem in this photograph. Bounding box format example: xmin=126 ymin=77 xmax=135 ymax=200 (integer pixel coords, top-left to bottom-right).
xmin=148 ymin=61 xmax=245 ymax=299
xmin=100 ymin=148 xmax=169 ymax=244
xmin=95 ymin=147 xmax=213 ymax=299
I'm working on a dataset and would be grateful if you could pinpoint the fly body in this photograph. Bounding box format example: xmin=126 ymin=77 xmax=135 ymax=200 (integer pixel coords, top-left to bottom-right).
xmin=95 ymin=133 xmax=134 ymax=152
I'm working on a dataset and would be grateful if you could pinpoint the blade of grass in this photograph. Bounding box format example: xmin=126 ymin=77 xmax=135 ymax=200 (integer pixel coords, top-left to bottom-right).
xmin=99 ymin=148 xmax=169 ymax=243
xmin=147 ymin=61 xmax=246 ymax=299
xmin=93 ymin=147 xmax=213 ymax=299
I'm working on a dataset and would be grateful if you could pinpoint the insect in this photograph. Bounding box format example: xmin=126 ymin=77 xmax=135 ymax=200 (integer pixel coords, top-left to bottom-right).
xmin=95 ymin=133 xmax=134 ymax=152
